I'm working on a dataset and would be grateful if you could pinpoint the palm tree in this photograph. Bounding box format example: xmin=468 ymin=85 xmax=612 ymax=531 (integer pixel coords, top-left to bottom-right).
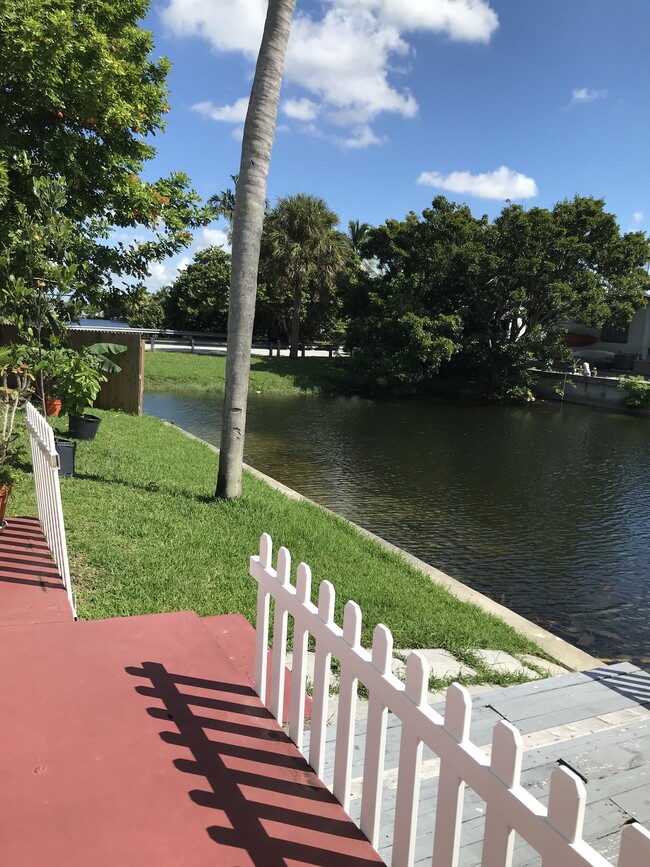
xmin=216 ymin=0 xmax=297 ymax=500
xmin=261 ymin=193 xmax=351 ymax=358
xmin=348 ymin=219 xmax=370 ymax=253
xmin=208 ymin=175 xmax=238 ymax=239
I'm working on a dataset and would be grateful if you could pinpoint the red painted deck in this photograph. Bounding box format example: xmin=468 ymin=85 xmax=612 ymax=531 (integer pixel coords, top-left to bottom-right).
xmin=0 ymin=520 xmax=373 ymax=866
xmin=0 ymin=516 xmax=72 ymax=626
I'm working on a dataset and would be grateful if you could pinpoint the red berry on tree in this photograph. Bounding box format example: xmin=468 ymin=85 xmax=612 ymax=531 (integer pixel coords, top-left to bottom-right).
xmin=110 ymin=45 xmax=116 ymax=52
xmin=57 ymin=111 xmax=63 ymax=119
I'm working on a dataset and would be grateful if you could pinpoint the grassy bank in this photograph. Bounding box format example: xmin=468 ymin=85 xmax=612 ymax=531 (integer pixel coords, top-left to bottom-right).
xmin=145 ymin=350 xmax=347 ymax=395
xmin=8 ymin=410 xmax=549 ymax=686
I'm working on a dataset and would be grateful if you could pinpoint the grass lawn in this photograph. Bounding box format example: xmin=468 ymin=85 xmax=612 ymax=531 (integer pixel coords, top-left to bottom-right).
xmin=8 ymin=409 xmax=550 ymax=687
xmin=145 ymin=349 xmax=348 ymax=395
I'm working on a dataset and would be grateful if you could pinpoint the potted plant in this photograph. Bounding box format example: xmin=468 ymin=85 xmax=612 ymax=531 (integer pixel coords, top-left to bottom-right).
xmin=58 ymin=343 xmax=126 ymax=440
xmin=31 ymin=345 xmax=70 ymax=417
xmin=0 ymin=350 xmax=33 ymax=527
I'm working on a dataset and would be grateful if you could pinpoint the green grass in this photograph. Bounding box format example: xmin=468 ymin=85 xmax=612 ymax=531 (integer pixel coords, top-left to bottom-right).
xmin=145 ymin=350 xmax=348 ymax=395
xmin=8 ymin=410 xmax=548 ymax=682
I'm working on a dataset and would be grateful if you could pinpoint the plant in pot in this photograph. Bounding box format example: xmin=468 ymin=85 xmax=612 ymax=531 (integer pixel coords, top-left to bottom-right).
xmin=0 ymin=350 xmax=33 ymax=527
xmin=58 ymin=343 xmax=126 ymax=440
xmin=31 ymin=345 xmax=70 ymax=417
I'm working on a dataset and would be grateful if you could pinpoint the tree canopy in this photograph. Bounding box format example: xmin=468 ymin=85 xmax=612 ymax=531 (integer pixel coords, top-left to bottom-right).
xmin=346 ymin=195 xmax=650 ymax=395
xmin=163 ymin=246 xmax=231 ymax=333
xmin=0 ymin=0 xmax=208 ymax=311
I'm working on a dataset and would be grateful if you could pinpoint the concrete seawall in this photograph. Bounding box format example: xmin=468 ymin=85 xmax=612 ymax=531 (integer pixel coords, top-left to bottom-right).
xmin=534 ymin=370 xmax=650 ymax=415
xmin=168 ymin=421 xmax=601 ymax=673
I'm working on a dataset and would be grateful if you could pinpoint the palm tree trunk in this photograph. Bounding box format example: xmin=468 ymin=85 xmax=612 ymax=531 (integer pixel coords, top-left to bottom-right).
xmin=216 ymin=0 xmax=297 ymax=500
xmin=290 ymin=282 xmax=301 ymax=359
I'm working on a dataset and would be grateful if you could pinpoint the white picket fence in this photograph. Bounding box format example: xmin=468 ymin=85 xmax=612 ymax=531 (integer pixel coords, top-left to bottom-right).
xmin=25 ymin=402 xmax=75 ymax=618
xmin=250 ymin=533 xmax=650 ymax=867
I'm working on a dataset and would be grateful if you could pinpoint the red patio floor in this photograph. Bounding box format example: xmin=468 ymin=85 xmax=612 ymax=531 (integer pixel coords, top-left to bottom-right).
xmin=0 ymin=521 xmax=375 ymax=866
xmin=0 ymin=516 xmax=72 ymax=626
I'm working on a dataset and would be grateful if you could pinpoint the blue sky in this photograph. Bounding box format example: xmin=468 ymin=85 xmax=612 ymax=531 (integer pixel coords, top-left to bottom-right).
xmin=139 ymin=0 xmax=650 ymax=289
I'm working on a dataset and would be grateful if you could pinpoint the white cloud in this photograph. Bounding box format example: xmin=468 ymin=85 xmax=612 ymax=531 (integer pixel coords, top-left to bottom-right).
xmin=197 ymin=227 xmax=231 ymax=251
xmin=340 ymin=124 xmax=383 ymax=149
xmin=162 ymin=0 xmax=498 ymax=142
xmin=417 ymin=166 xmax=538 ymax=200
xmin=571 ymin=87 xmax=608 ymax=105
xmin=146 ymin=256 xmax=191 ymax=292
xmin=192 ymin=97 xmax=249 ymax=123
xmin=283 ymin=97 xmax=320 ymax=121
xmin=634 ymin=211 xmax=644 ymax=224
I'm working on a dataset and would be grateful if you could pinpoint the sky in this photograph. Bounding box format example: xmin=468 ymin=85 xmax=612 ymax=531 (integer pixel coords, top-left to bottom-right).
xmin=138 ymin=0 xmax=650 ymax=290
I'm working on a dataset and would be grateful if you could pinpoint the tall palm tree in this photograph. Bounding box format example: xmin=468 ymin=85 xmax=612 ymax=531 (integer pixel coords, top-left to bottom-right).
xmin=348 ymin=218 xmax=370 ymax=253
xmin=262 ymin=193 xmax=351 ymax=358
xmin=216 ymin=0 xmax=297 ymax=501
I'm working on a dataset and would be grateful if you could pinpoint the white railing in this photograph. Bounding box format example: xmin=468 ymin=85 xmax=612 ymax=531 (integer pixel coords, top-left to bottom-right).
xmin=25 ymin=402 xmax=75 ymax=618
xmin=250 ymin=533 xmax=650 ymax=867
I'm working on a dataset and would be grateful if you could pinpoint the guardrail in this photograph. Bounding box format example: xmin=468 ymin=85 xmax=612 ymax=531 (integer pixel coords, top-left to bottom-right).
xmin=250 ymin=533 xmax=650 ymax=867
xmin=25 ymin=403 xmax=76 ymax=617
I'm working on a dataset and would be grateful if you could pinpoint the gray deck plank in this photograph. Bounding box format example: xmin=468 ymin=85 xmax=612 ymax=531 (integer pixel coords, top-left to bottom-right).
xmin=301 ymin=663 xmax=650 ymax=866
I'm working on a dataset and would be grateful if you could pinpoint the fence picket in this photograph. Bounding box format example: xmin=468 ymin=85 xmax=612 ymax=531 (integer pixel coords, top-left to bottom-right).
xmin=480 ymin=721 xmax=523 ymax=867
xmin=289 ymin=562 xmax=312 ymax=753
xmin=249 ymin=534 xmax=650 ymax=867
xmin=392 ymin=652 xmax=428 ymax=867
xmin=545 ymin=765 xmax=586 ymax=846
xmin=253 ymin=533 xmax=273 ymax=700
xmin=360 ymin=624 xmax=393 ymax=848
xmin=309 ymin=580 xmax=335 ymax=778
xmin=618 ymin=822 xmax=650 ymax=866
xmin=269 ymin=546 xmax=290 ymax=723
xmin=333 ymin=601 xmax=362 ymax=811
xmin=431 ymin=683 xmax=471 ymax=867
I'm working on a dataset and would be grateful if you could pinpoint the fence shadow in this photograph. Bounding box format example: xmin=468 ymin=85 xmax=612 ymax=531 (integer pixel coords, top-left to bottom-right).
xmin=584 ymin=665 xmax=650 ymax=708
xmin=126 ymin=661 xmax=381 ymax=867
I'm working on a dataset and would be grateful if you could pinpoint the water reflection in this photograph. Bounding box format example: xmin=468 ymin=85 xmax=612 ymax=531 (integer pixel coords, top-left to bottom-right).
xmin=144 ymin=390 xmax=650 ymax=662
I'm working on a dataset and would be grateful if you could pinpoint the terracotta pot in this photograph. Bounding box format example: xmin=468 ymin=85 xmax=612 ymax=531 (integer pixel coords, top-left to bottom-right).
xmin=44 ymin=398 xmax=62 ymax=417
xmin=0 ymin=483 xmax=13 ymax=525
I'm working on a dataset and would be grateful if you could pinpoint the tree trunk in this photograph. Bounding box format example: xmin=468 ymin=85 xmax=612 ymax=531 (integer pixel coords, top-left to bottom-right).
xmin=290 ymin=281 xmax=301 ymax=359
xmin=216 ymin=0 xmax=297 ymax=500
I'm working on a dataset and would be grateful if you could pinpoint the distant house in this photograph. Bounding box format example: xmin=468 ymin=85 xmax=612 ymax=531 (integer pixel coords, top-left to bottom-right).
xmin=565 ymin=294 xmax=650 ymax=374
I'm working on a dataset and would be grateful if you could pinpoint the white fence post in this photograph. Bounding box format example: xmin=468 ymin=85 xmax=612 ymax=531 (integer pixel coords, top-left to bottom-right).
xmin=25 ymin=403 xmax=75 ymax=618
xmin=431 ymin=683 xmax=471 ymax=867
xmin=309 ymin=580 xmax=335 ymax=779
xmin=249 ymin=533 xmax=650 ymax=867
xmin=392 ymin=652 xmax=428 ymax=867
xmin=360 ymin=624 xmax=393 ymax=848
xmin=333 ymin=600 xmax=361 ymax=811
xmin=288 ymin=562 xmax=311 ymax=753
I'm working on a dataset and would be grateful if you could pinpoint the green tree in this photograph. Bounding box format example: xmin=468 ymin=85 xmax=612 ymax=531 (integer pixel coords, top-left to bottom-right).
xmin=216 ymin=0 xmax=297 ymax=500
xmin=260 ymin=193 xmax=352 ymax=358
xmin=0 ymin=0 xmax=208 ymax=303
xmin=346 ymin=195 xmax=650 ymax=396
xmin=348 ymin=219 xmax=370 ymax=253
xmin=345 ymin=198 xmax=488 ymax=393
xmin=163 ymin=247 xmax=231 ymax=332
xmin=467 ymin=197 xmax=650 ymax=391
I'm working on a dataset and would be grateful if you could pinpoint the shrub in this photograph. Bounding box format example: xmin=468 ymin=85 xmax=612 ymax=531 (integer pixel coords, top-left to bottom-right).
xmin=618 ymin=375 xmax=650 ymax=408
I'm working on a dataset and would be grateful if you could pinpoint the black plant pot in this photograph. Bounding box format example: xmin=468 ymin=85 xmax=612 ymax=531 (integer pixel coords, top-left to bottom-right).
xmin=55 ymin=440 xmax=76 ymax=478
xmin=69 ymin=414 xmax=101 ymax=441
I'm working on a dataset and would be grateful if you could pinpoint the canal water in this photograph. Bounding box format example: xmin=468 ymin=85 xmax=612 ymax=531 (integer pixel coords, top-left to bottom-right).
xmin=144 ymin=390 xmax=650 ymax=663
